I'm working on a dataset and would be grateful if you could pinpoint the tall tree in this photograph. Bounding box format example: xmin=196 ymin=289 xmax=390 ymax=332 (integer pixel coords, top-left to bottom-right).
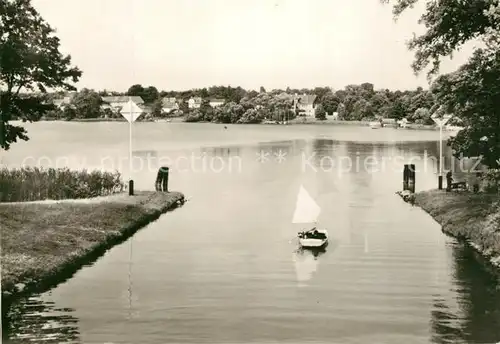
xmin=384 ymin=0 xmax=500 ymax=167
xmin=383 ymin=0 xmax=499 ymax=77
xmin=432 ymin=48 xmax=500 ymax=167
xmin=0 ymin=0 xmax=82 ymax=150
xmin=321 ymin=92 xmax=341 ymax=115
xmin=151 ymin=99 xmax=163 ymax=117
xmin=337 ymin=103 xmax=346 ymax=120
xmin=142 ymin=86 xmax=159 ymax=104
xmin=315 ymin=104 xmax=327 ymax=120
xmin=127 ymin=84 xmax=144 ymax=96
xmin=67 ymin=89 xmax=103 ymax=119
xmin=313 ymin=87 xmax=331 ymax=101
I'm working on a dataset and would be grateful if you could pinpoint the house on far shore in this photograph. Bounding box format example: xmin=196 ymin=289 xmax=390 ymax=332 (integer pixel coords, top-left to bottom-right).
xmin=329 ymin=111 xmax=339 ymax=120
xmin=161 ymin=97 xmax=180 ymax=114
xmin=209 ymin=98 xmax=225 ymax=108
xmin=293 ymin=93 xmax=317 ymax=117
xmin=381 ymin=118 xmax=397 ymax=128
xmin=101 ymin=96 xmax=144 ymax=113
xmin=52 ymin=92 xmax=76 ymax=110
xmin=138 ymin=104 xmax=153 ymax=121
xmin=397 ymin=118 xmax=410 ymax=128
xmin=188 ymin=97 xmax=202 ymax=109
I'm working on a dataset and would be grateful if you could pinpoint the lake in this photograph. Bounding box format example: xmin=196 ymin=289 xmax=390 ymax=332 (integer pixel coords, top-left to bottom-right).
xmin=2 ymin=122 xmax=500 ymax=344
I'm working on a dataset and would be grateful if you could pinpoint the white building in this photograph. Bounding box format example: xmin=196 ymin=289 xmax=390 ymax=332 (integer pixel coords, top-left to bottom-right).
xmin=101 ymin=96 xmax=144 ymax=113
xmin=188 ymin=97 xmax=202 ymax=109
xmin=293 ymin=93 xmax=317 ymax=117
xmin=52 ymin=92 xmax=76 ymax=110
xmin=161 ymin=97 xmax=179 ymax=114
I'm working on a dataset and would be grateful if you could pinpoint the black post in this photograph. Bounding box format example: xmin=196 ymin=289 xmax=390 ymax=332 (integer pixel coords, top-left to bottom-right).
xmin=408 ymin=164 xmax=415 ymax=193
xmin=155 ymin=169 xmax=162 ymax=191
xmin=438 ymin=175 xmax=443 ymax=190
xmin=161 ymin=166 xmax=169 ymax=192
xmin=129 ymin=180 xmax=134 ymax=196
xmin=403 ymin=164 xmax=416 ymax=193
xmin=403 ymin=164 xmax=409 ymax=191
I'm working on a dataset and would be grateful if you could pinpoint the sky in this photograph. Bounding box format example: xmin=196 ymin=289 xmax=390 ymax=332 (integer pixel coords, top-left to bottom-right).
xmin=31 ymin=0 xmax=476 ymax=93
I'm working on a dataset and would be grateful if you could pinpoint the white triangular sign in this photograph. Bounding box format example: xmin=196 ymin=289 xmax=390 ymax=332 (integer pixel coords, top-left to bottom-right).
xmin=292 ymin=185 xmax=321 ymax=224
xmin=120 ymin=99 xmax=143 ymax=123
xmin=431 ymin=113 xmax=452 ymax=127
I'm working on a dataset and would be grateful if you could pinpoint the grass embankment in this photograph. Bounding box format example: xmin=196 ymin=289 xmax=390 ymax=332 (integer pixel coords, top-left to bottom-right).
xmin=413 ymin=190 xmax=500 ymax=267
xmin=1 ymin=191 xmax=185 ymax=308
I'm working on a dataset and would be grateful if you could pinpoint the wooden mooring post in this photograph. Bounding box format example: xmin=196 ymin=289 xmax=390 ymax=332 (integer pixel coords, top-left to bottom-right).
xmin=129 ymin=180 xmax=134 ymax=196
xmin=155 ymin=166 xmax=169 ymax=192
xmin=403 ymin=164 xmax=416 ymax=193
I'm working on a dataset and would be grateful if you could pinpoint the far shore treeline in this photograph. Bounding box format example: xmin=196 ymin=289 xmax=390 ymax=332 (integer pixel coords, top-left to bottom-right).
xmin=37 ymin=83 xmax=449 ymax=127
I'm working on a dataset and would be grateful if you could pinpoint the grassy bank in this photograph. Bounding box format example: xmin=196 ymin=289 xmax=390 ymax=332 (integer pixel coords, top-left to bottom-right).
xmin=412 ymin=190 xmax=500 ymax=268
xmin=1 ymin=191 xmax=185 ymax=309
xmin=0 ymin=167 xmax=124 ymax=202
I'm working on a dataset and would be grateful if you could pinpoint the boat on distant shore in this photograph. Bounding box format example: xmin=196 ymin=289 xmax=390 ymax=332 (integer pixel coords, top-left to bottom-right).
xmin=369 ymin=121 xmax=382 ymax=129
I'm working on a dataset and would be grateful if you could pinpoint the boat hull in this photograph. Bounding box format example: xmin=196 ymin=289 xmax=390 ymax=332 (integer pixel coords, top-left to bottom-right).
xmin=299 ymin=238 xmax=328 ymax=248
xmin=298 ymin=229 xmax=328 ymax=248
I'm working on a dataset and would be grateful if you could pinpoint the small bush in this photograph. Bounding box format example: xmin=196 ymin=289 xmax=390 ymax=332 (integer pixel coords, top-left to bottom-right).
xmin=481 ymin=169 xmax=500 ymax=194
xmin=183 ymin=109 xmax=204 ymax=122
xmin=0 ymin=167 xmax=124 ymax=202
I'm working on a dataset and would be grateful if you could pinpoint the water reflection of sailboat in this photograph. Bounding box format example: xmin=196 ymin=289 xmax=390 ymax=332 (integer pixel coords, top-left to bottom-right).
xmin=292 ymin=247 xmax=326 ymax=287
xmin=293 ymin=185 xmax=328 ymax=248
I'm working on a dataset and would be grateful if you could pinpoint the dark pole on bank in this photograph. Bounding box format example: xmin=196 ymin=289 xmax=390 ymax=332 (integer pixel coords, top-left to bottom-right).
xmin=403 ymin=164 xmax=416 ymax=193
xmin=155 ymin=166 xmax=169 ymax=192
xmin=120 ymin=97 xmax=142 ymax=196
xmin=431 ymin=111 xmax=452 ymax=190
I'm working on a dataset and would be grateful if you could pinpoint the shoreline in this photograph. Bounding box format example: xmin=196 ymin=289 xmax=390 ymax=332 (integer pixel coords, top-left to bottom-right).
xmin=1 ymin=191 xmax=185 ymax=314
xmin=398 ymin=189 xmax=500 ymax=274
xmin=34 ymin=118 xmax=451 ymax=131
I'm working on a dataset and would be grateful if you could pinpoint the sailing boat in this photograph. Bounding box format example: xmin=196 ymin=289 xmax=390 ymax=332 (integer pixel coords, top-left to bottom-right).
xmin=293 ymin=185 xmax=328 ymax=248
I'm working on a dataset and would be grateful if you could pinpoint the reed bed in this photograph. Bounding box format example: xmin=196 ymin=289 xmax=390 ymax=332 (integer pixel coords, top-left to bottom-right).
xmin=0 ymin=167 xmax=124 ymax=202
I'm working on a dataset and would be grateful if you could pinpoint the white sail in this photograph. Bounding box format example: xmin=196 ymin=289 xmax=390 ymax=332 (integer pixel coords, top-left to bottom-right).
xmin=292 ymin=185 xmax=321 ymax=224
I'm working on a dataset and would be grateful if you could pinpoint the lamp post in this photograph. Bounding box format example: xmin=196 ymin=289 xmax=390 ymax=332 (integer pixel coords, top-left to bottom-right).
xmin=431 ymin=110 xmax=453 ymax=190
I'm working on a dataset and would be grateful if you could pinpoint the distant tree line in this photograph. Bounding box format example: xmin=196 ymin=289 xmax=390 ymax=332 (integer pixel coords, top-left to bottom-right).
xmin=40 ymin=83 xmax=447 ymax=126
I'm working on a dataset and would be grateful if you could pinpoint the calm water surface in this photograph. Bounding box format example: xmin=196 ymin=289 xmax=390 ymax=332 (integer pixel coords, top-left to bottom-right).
xmin=2 ymin=122 xmax=500 ymax=344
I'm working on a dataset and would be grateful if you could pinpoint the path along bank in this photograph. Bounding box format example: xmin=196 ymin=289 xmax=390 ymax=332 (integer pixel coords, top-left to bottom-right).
xmin=400 ymin=189 xmax=500 ymax=272
xmin=1 ymin=191 xmax=185 ymax=313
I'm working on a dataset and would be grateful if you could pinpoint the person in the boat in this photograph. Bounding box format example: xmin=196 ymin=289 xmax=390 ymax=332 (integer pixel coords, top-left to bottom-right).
xmin=309 ymin=227 xmax=319 ymax=238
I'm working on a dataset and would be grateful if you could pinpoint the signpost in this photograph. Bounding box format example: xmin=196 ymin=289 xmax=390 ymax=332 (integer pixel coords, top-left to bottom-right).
xmin=120 ymin=97 xmax=143 ymax=196
xmin=431 ymin=110 xmax=453 ymax=190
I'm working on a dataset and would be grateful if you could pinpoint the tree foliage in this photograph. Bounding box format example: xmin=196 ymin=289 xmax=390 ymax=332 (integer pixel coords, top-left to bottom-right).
xmin=384 ymin=0 xmax=500 ymax=167
xmin=0 ymin=0 xmax=82 ymax=150
xmin=151 ymin=99 xmax=163 ymax=117
xmin=68 ymin=89 xmax=103 ymax=119
xmin=126 ymin=84 xmax=159 ymax=104
xmin=315 ymin=104 xmax=326 ymax=120
xmin=383 ymin=0 xmax=500 ymax=77
xmin=433 ymin=48 xmax=500 ymax=167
